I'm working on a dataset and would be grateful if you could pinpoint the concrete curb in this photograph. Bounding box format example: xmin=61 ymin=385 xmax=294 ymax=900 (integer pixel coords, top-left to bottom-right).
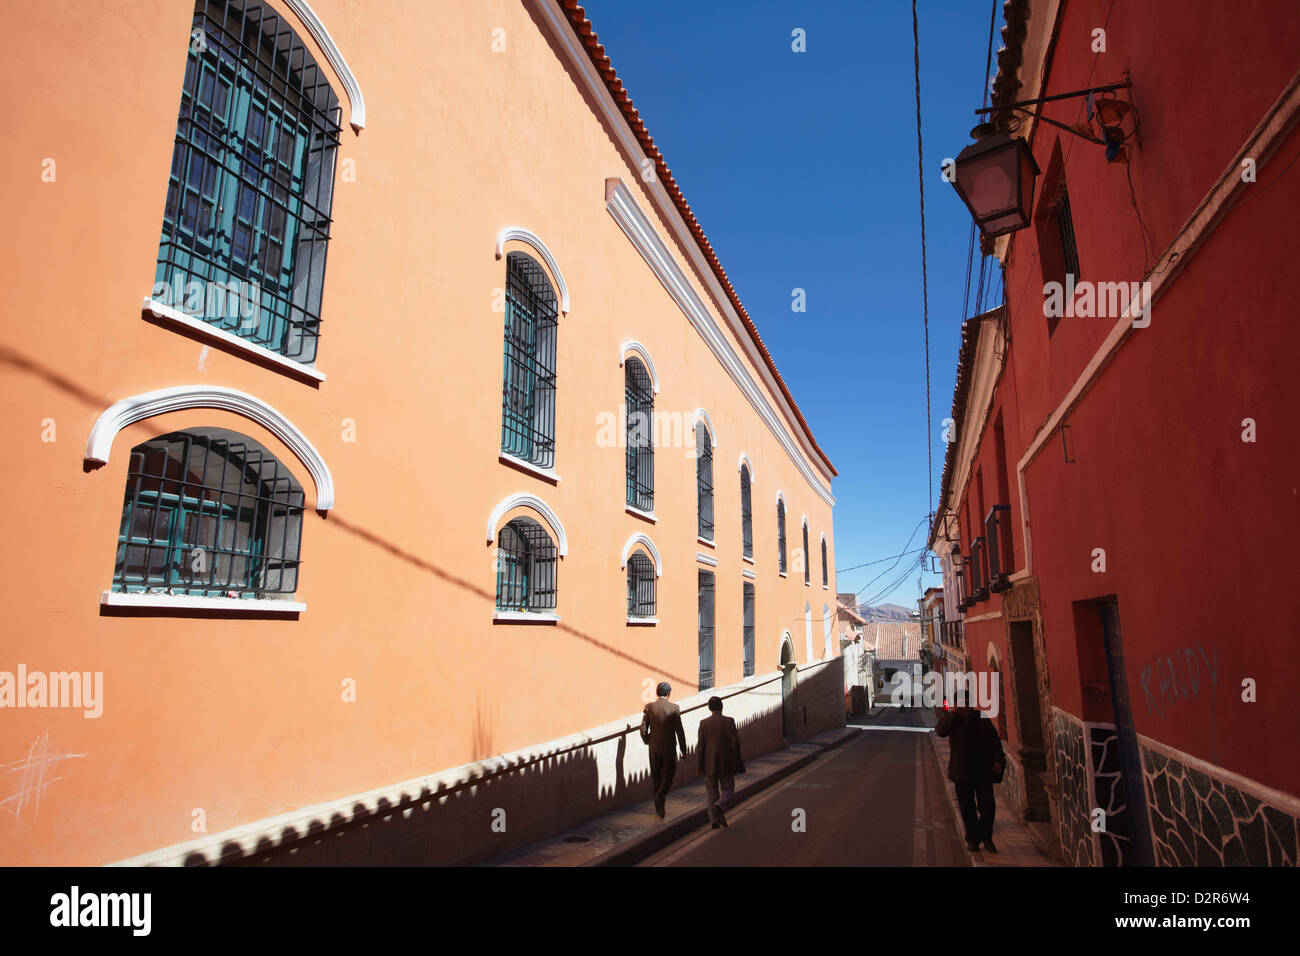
xmin=587 ymin=726 xmax=860 ymax=867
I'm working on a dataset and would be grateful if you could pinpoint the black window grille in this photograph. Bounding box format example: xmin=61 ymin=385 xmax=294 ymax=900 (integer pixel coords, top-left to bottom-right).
xmin=115 ymin=429 xmax=304 ymax=598
xmin=1058 ymin=189 xmax=1080 ymax=281
xmin=970 ymin=536 xmax=988 ymax=602
xmin=698 ymin=570 xmax=715 ymax=690
xmin=985 ymin=504 xmax=1013 ymax=590
xmin=626 ymin=552 xmax=656 ymax=618
xmin=777 ymin=499 xmax=787 ymax=573
xmin=821 ymin=537 xmax=828 ymax=587
xmin=625 ymin=358 xmax=654 ymax=511
xmin=501 ymin=253 xmax=559 ymax=469
xmin=495 ymin=518 xmax=558 ymax=611
xmin=742 ymin=582 xmax=755 ymax=677
xmin=156 ymin=0 xmax=341 ymax=366
xmin=740 ymin=465 xmax=753 ymax=559
xmin=696 ymin=423 xmax=714 ymax=540
xmin=802 ymin=522 xmax=810 ymax=585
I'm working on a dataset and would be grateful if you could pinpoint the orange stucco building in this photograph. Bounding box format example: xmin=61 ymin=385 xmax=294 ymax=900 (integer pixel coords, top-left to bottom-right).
xmin=1 ymin=1 xmax=840 ymax=865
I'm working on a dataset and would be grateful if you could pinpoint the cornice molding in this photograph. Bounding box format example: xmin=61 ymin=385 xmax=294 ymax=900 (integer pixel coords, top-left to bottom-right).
xmin=495 ymin=226 xmax=571 ymax=313
xmin=282 ymin=0 xmax=366 ymax=132
xmin=602 ymin=176 xmax=836 ymax=504
xmin=84 ymin=385 xmax=335 ymax=511
xmin=487 ymin=492 xmax=569 ymax=556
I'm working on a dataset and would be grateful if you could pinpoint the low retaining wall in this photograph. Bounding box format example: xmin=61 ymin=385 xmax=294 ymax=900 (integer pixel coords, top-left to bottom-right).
xmin=114 ymin=658 xmax=846 ymax=866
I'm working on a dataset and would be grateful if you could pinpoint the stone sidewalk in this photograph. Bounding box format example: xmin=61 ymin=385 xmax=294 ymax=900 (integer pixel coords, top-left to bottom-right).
xmin=484 ymin=725 xmax=860 ymax=866
xmin=923 ymin=708 xmax=1060 ymax=867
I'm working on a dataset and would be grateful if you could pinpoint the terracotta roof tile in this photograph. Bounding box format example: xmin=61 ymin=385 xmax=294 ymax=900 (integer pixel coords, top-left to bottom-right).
xmin=560 ymin=1 xmax=836 ymax=476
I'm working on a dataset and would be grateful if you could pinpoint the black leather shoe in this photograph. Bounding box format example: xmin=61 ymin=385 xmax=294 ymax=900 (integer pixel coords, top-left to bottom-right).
xmin=655 ymin=799 xmax=665 ymax=819
xmin=719 ymin=816 xmax=728 ymax=828
xmin=711 ymin=822 xmax=721 ymax=829
xmin=965 ymin=839 xmax=980 ymax=852
xmin=983 ymin=838 xmax=998 ymax=853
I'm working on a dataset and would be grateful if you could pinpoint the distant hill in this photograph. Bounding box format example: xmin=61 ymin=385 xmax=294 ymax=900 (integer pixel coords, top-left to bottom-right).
xmin=860 ymin=603 xmax=916 ymax=622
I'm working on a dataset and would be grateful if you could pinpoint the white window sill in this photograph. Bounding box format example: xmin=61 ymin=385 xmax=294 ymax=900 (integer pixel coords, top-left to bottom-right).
xmin=626 ymin=617 xmax=658 ymax=626
xmin=499 ymin=453 xmax=561 ymax=484
xmin=823 ymin=584 xmax=830 ymax=590
xmin=742 ymin=555 xmax=754 ymax=565
xmin=492 ymin=610 xmax=561 ymax=624
xmin=143 ymin=298 xmax=326 ymax=382
xmin=101 ymin=591 xmax=305 ymax=613
xmin=742 ymin=568 xmax=757 ymax=579
xmin=779 ymin=571 xmax=788 ymax=578
xmin=696 ymin=552 xmax=718 ymax=567
xmin=625 ymin=505 xmax=657 ymax=524
xmin=697 ymin=536 xmax=715 ymax=548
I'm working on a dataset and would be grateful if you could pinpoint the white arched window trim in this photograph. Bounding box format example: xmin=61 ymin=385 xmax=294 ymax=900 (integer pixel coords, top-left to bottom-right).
xmin=84 ymin=385 xmax=335 ymax=511
xmin=775 ymin=490 xmax=786 ymax=507
xmin=619 ymin=342 xmax=659 ymax=394
xmin=486 ymin=493 xmax=569 ymax=556
xmin=692 ymin=408 xmax=718 ymax=446
xmin=495 ymin=227 xmax=570 ymax=313
xmin=282 ymin=0 xmax=366 ymax=131
xmin=619 ymin=533 xmax=662 ymax=577
xmin=737 ymin=453 xmax=754 ymax=479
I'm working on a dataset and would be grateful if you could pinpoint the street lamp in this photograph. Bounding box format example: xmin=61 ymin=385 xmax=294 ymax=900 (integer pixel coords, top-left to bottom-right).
xmin=949 ymin=123 xmax=1040 ymax=238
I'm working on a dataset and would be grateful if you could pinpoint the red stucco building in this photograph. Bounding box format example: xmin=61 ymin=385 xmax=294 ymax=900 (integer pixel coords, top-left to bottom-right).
xmin=932 ymin=0 xmax=1300 ymax=865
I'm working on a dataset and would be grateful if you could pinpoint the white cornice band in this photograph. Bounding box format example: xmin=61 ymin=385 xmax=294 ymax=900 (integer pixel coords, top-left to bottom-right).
xmin=604 ymin=178 xmax=834 ymax=507
xmin=84 ymin=385 xmax=335 ymax=511
xmin=487 ymin=493 xmax=569 ymax=556
xmin=692 ymin=408 xmax=718 ymax=446
xmin=620 ymin=533 xmax=663 ymax=576
xmin=282 ymin=0 xmax=366 ymax=132
xmin=619 ymin=341 xmax=659 ymax=393
xmin=495 ymin=227 xmax=571 ymax=313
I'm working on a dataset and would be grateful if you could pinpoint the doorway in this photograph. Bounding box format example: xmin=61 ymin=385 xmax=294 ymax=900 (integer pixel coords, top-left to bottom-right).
xmin=1008 ymin=620 xmax=1050 ymax=821
xmin=780 ymin=634 xmax=797 ymax=743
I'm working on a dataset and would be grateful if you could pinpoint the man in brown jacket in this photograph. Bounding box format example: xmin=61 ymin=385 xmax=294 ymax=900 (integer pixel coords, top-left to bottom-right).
xmin=696 ymin=695 xmax=745 ymax=829
xmin=640 ymin=682 xmax=688 ymax=818
xmin=935 ymin=694 xmax=1005 ymax=852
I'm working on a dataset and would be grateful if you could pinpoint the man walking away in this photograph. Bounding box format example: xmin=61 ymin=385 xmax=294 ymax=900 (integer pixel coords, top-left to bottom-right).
xmin=935 ymin=693 xmax=1005 ymax=852
xmin=697 ymin=695 xmax=745 ymax=829
xmin=640 ymin=682 xmax=688 ymax=818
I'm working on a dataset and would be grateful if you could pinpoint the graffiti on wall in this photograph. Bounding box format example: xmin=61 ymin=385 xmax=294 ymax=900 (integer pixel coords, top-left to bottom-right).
xmin=1139 ymin=644 xmax=1218 ymax=719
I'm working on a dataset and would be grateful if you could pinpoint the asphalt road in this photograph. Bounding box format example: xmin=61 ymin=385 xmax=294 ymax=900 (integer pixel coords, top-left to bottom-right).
xmin=641 ymin=707 xmax=969 ymax=867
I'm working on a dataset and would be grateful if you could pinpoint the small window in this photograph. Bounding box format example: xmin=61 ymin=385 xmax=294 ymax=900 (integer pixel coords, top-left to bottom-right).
xmin=625 ymin=358 xmax=654 ymax=511
xmin=626 ymin=552 xmax=656 ymax=619
xmin=501 ymin=253 xmax=559 ymax=468
xmin=740 ymin=465 xmax=753 ymax=559
xmin=496 ymin=518 xmax=557 ymax=611
xmin=114 ymin=429 xmax=304 ymax=598
xmin=696 ymin=422 xmax=714 ymax=540
xmin=802 ymin=521 xmax=810 ymax=585
xmin=777 ymin=499 xmax=787 ymax=573
xmin=821 ymin=537 xmax=828 ymax=587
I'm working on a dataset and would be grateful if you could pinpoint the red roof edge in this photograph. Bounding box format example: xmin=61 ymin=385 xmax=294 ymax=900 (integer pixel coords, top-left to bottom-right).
xmin=560 ymin=1 xmax=837 ymax=478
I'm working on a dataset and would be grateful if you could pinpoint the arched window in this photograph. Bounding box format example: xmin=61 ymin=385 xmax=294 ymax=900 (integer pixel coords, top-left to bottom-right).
xmin=776 ymin=498 xmax=787 ymax=574
xmin=627 ymin=551 xmax=656 ymax=619
xmin=155 ymin=0 xmax=341 ymax=366
xmin=802 ymin=520 xmax=810 ymax=586
xmin=696 ymin=422 xmax=713 ymax=541
xmin=804 ymin=602 xmax=814 ymax=661
xmin=501 ymin=253 xmax=559 ymax=469
xmin=625 ymin=357 xmax=654 ymax=511
xmin=821 ymin=535 xmax=828 ymax=587
xmin=823 ymin=604 xmax=833 ymax=658
xmin=114 ymin=429 xmax=304 ymax=598
xmin=496 ymin=518 xmax=558 ymax=611
xmin=740 ymin=464 xmax=753 ymax=559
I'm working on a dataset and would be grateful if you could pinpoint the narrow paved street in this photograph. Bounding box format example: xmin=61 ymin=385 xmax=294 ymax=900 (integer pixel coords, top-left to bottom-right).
xmin=641 ymin=708 xmax=969 ymax=866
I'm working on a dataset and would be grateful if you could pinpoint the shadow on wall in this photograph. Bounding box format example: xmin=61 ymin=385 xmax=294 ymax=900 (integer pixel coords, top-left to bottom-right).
xmin=175 ymin=661 xmax=844 ymax=867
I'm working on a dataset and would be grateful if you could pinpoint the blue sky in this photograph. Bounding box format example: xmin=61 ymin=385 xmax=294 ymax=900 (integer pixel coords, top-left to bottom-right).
xmin=584 ymin=0 xmax=1001 ymax=607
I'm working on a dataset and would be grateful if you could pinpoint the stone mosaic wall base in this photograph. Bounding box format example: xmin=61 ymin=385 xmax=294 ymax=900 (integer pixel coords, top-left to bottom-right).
xmin=1142 ymin=746 xmax=1298 ymax=867
xmin=1052 ymin=710 xmax=1093 ymax=866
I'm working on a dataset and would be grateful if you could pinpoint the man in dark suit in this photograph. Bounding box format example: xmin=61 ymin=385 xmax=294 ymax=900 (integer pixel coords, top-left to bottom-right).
xmin=640 ymin=682 xmax=688 ymax=818
xmin=696 ymin=695 xmax=745 ymax=829
xmin=935 ymin=694 xmax=1005 ymax=852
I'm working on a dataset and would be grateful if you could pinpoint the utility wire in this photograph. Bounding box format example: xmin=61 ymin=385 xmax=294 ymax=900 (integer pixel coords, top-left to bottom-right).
xmin=912 ymin=0 xmax=934 ymax=534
